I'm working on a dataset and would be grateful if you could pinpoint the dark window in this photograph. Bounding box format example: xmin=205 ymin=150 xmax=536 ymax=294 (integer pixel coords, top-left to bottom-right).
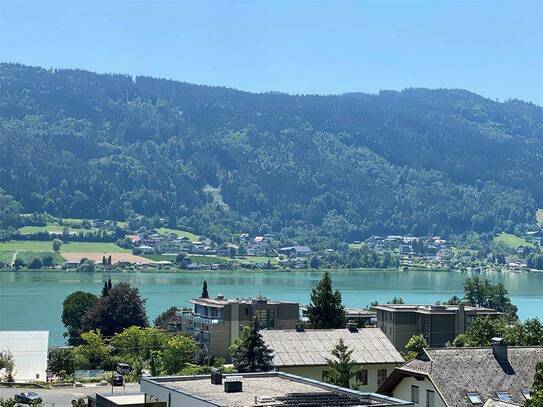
xmin=377 ymin=369 xmax=387 ymax=386
xmin=411 ymin=385 xmax=419 ymax=403
xmin=245 ymin=307 xmax=249 ymax=316
xmin=356 ymin=369 xmax=368 ymax=385
xmin=426 ymin=390 xmax=435 ymax=407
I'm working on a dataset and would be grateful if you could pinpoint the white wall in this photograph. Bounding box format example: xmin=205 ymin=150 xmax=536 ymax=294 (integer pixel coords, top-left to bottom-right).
xmin=0 ymin=331 xmax=48 ymax=382
xmin=392 ymin=375 xmax=446 ymax=407
xmin=278 ymin=362 xmax=398 ymax=393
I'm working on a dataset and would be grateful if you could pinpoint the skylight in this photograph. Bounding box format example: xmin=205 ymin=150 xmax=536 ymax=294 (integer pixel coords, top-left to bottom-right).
xmin=496 ymin=392 xmax=511 ymax=402
xmin=522 ymin=389 xmax=532 ymax=400
xmin=467 ymin=393 xmax=483 ymax=405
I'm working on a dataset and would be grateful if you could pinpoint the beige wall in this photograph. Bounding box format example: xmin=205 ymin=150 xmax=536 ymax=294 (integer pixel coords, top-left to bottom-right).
xmin=392 ymin=376 xmax=446 ymax=407
xmin=278 ymin=363 xmax=398 ymax=393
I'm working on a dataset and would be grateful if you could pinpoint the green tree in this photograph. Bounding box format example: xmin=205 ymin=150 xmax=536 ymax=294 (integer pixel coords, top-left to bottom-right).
xmin=73 ymin=330 xmax=112 ymax=370
xmin=161 ymin=335 xmax=198 ymax=375
xmin=154 ymin=306 xmax=181 ymax=331
xmin=229 ymin=317 xmax=274 ymax=373
xmin=452 ymin=317 xmax=508 ymax=347
xmin=324 ymin=339 xmax=359 ymax=389
xmin=201 ymin=280 xmax=209 ymax=298
xmin=77 ymin=258 xmax=95 ymax=273
xmin=306 ymin=272 xmax=346 ymax=329
xmin=12 ymin=258 xmax=24 ymax=270
xmin=0 ymin=350 xmax=15 ymax=383
xmin=28 ymin=257 xmax=42 ymax=269
xmin=175 ymin=252 xmax=192 ymax=268
xmin=404 ymin=335 xmax=428 ymax=361
xmin=82 ymin=282 xmax=148 ymax=337
xmin=526 ymin=362 xmax=543 ymax=407
xmin=49 ymin=348 xmax=77 ymax=376
xmin=110 ymin=326 xmax=168 ymax=362
xmin=463 ymin=277 xmax=517 ymax=319
xmin=52 ymin=238 xmax=63 ymax=252
xmin=310 ymin=255 xmax=321 ymax=269
xmin=62 ymin=291 xmax=99 ymax=345
xmin=388 ymin=297 xmax=405 ymax=304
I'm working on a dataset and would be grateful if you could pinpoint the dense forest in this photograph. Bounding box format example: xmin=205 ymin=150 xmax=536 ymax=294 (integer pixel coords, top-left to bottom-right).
xmin=1 ymin=63 xmax=543 ymax=244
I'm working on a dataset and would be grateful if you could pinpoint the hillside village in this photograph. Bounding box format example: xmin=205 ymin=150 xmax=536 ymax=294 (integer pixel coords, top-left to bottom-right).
xmin=1 ymin=214 xmax=543 ymax=274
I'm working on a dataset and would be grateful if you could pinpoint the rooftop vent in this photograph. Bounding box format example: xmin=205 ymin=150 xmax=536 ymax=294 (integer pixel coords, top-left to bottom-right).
xmin=255 ymin=395 xmax=275 ymax=404
xmin=210 ymin=369 xmax=222 ymax=385
xmin=224 ymin=376 xmax=243 ymax=393
xmin=347 ymin=322 xmax=358 ymax=333
xmin=492 ymin=337 xmax=508 ymax=362
xmin=216 ymin=294 xmax=225 ymax=300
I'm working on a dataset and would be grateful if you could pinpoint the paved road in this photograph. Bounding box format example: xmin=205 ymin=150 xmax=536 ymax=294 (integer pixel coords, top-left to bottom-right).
xmin=0 ymin=383 xmax=140 ymax=406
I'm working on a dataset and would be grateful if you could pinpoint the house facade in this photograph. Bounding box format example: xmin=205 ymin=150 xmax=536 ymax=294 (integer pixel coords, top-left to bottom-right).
xmin=378 ymin=338 xmax=543 ymax=407
xmin=260 ymin=326 xmax=405 ymax=392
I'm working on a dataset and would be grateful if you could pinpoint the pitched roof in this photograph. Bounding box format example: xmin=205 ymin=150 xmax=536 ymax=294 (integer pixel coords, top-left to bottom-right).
xmin=379 ymin=346 xmax=543 ymax=407
xmin=260 ymin=328 xmax=404 ymax=367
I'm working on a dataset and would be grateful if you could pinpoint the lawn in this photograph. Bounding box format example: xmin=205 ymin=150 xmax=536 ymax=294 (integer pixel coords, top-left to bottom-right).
xmin=156 ymin=227 xmax=199 ymax=241
xmin=493 ymin=233 xmax=534 ymax=249
xmin=0 ymin=240 xmax=128 ymax=253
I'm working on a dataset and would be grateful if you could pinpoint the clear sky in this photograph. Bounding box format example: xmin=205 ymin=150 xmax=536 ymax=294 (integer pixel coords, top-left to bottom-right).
xmin=0 ymin=1 xmax=542 ymax=104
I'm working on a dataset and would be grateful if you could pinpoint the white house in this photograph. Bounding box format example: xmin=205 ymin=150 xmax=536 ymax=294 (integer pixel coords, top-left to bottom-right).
xmin=0 ymin=331 xmax=49 ymax=382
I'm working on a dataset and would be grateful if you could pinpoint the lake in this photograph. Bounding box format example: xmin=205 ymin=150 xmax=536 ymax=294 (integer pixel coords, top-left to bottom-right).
xmin=1 ymin=270 xmax=543 ymax=345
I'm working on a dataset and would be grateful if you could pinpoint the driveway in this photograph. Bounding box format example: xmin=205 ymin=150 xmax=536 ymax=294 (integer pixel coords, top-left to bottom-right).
xmin=0 ymin=383 xmax=141 ymax=406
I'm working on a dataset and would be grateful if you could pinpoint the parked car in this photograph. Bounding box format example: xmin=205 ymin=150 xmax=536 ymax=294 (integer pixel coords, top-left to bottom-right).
xmin=14 ymin=392 xmax=42 ymax=404
xmin=111 ymin=373 xmax=124 ymax=386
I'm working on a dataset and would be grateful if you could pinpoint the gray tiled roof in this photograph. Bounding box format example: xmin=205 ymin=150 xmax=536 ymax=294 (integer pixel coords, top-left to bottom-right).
xmin=400 ymin=347 xmax=543 ymax=406
xmin=260 ymin=328 xmax=404 ymax=367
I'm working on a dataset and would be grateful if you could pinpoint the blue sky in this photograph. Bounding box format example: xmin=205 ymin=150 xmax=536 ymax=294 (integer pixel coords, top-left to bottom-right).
xmin=0 ymin=1 xmax=542 ymax=104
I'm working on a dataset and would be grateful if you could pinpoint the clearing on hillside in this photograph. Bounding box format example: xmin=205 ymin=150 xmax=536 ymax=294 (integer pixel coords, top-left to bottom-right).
xmin=493 ymin=233 xmax=534 ymax=249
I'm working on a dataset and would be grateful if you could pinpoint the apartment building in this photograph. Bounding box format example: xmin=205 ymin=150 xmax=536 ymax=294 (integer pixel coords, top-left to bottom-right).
xmin=180 ymin=294 xmax=299 ymax=359
xmin=372 ymin=304 xmax=500 ymax=349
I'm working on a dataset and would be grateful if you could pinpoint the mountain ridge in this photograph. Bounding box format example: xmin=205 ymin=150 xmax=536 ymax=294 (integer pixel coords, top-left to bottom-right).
xmin=1 ymin=63 xmax=542 ymax=245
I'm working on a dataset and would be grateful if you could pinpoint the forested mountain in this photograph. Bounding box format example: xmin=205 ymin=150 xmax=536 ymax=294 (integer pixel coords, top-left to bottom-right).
xmin=1 ymin=63 xmax=543 ymax=244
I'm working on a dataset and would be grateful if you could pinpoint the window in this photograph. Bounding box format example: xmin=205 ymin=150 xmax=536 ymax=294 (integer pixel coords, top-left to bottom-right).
xmin=411 ymin=385 xmax=420 ymax=403
xmin=522 ymin=389 xmax=532 ymax=400
xmin=255 ymin=309 xmax=275 ymax=329
xmin=496 ymin=392 xmax=511 ymax=402
xmin=467 ymin=393 xmax=483 ymax=405
xmin=356 ymin=369 xmax=368 ymax=386
xmin=377 ymin=369 xmax=387 ymax=386
xmin=426 ymin=390 xmax=435 ymax=407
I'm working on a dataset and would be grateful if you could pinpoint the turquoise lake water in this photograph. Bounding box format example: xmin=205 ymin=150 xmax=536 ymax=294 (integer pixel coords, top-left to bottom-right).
xmin=1 ymin=270 xmax=542 ymax=345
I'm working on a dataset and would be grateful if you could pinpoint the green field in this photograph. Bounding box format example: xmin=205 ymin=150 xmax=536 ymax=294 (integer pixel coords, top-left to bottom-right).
xmin=0 ymin=240 xmax=128 ymax=253
xmin=493 ymin=233 xmax=534 ymax=249
xmin=235 ymin=256 xmax=279 ymax=265
xmin=18 ymin=225 xmax=64 ymax=235
xmin=537 ymin=209 xmax=543 ymax=226
xmin=0 ymin=251 xmax=14 ymax=264
xmin=15 ymin=251 xmax=65 ymax=265
xmin=156 ymin=227 xmax=199 ymax=241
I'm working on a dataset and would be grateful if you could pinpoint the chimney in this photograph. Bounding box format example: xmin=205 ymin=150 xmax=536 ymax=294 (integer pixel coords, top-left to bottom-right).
xmin=347 ymin=321 xmax=358 ymax=333
xmin=492 ymin=337 xmax=508 ymax=362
